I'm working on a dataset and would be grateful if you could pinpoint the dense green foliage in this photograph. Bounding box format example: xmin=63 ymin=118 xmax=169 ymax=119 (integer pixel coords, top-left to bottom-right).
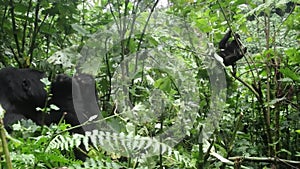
xmin=0 ymin=0 xmax=299 ymax=168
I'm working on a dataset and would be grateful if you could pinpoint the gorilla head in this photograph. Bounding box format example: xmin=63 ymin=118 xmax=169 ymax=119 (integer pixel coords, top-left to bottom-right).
xmin=0 ymin=67 xmax=47 ymax=127
xmin=0 ymin=67 xmax=99 ymax=161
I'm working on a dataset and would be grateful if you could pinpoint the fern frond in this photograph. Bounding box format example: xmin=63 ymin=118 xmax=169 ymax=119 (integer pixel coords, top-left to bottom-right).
xmin=70 ymin=158 xmax=123 ymax=169
xmin=86 ymin=130 xmax=173 ymax=158
xmin=46 ymin=130 xmax=174 ymax=158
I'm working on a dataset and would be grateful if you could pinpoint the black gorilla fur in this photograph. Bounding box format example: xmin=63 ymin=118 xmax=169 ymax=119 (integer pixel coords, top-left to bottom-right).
xmin=0 ymin=67 xmax=98 ymax=160
xmin=218 ymin=30 xmax=247 ymax=66
xmin=0 ymin=68 xmax=47 ymax=127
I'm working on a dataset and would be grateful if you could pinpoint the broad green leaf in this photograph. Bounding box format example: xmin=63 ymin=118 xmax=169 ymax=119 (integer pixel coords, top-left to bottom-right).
xmin=279 ymin=68 xmax=300 ymax=82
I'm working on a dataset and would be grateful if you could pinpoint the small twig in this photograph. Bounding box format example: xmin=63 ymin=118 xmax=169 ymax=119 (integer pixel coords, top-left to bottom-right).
xmin=229 ymin=156 xmax=300 ymax=168
xmin=230 ymin=71 xmax=261 ymax=101
xmin=136 ymin=0 xmax=159 ymax=82
xmin=21 ymin=0 xmax=33 ymax=53
xmin=9 ymin=0 xmax=22 ymax=66
xmin=0 ymin=118 xmax=13 ymax=169
xmin=28 ymin=0 xmax=41 ymax=66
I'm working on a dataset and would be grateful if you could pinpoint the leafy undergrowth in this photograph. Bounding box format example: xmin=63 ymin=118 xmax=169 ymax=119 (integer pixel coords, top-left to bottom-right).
xmin=2 ymin=119 xmax=196 ymax=169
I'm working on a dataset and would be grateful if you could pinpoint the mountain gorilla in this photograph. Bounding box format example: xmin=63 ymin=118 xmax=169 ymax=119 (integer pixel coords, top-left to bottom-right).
xmin=218 ymin=30 xmax=247 ymax=67
xmin=49 ymin=73 xmax=99 ymax=134
xmin=0 ymin=67 xmax=99 ymax=160
xmin=0 ymin=68 xmax=47 ymax=127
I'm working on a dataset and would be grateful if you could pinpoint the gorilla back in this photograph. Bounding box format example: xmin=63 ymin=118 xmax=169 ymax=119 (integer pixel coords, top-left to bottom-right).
xmin=0 ymin=67 xmax=98 ymax=160
xmin=0 ymin=67 xmax=97 ymax=130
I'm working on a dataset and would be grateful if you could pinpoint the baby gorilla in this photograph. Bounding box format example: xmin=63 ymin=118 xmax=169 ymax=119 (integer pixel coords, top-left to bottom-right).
xmin=218 ymin=30 xmax=247 ymax=67
xmin=0 ymin=67 xmax=98 ymax=160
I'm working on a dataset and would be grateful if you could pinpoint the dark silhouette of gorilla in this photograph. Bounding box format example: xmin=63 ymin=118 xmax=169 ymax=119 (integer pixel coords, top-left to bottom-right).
xmin=49 ymin=73 xmax=99 ymax=134
xmin=218 ymin=30 xmax=247 ymax=67
xmin=0 ymin=68 xmax=47 ymax=127
xmin=0 ymin=67 xmax=99 ymax=160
